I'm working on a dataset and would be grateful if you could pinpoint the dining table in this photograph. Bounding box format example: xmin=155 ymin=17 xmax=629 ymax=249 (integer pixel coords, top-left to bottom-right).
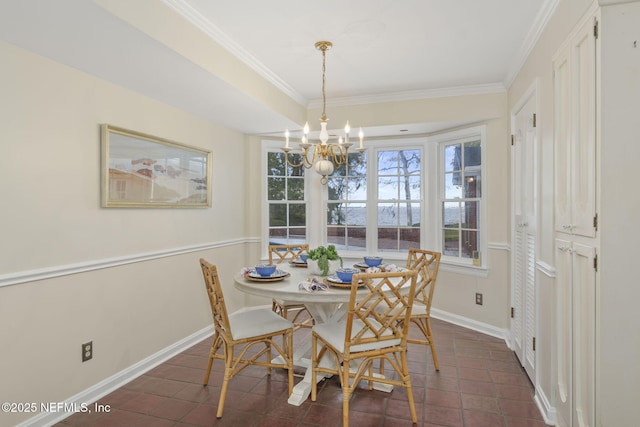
xmin=234 ymin=262 xmax=397 ymax=406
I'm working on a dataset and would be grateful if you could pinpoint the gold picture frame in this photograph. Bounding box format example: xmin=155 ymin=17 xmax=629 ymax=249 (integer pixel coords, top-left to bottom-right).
xmin=101 ymin=124 xmax=212 ymax=208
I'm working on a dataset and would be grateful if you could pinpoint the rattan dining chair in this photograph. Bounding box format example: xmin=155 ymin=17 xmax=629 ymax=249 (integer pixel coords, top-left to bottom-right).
xmin=404 ymin=248 xmax=442 ymax=370
xmin=199 ymin=259 xmax=294 ymax=418
xmin=310 ymin=269 xmax=419 ymax=427
xmin=268 ymin=244 xmax=313 ymax=329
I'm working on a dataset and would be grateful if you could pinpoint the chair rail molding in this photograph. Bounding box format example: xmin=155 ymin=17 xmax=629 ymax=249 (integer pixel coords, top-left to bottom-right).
xmin=0 ymin=238 xmax=251 ymax=288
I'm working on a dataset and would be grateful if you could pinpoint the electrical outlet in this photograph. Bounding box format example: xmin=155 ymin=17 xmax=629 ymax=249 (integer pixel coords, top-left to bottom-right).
xmin=82 ymin=341 xmax=93 ymax=362
xmin=475 ymin=293 xmax=483 ymax=305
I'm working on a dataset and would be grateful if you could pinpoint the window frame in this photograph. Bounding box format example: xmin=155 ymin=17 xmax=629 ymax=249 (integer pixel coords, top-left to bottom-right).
xmin=261 ymin=125 xmax=487 ymax=273
xmin=432 ymin=126 xmax=487 ymax=269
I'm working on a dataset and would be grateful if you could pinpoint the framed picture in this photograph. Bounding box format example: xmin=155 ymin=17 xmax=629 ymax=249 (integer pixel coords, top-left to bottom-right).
xmin=101 ymin=124 xmax=212 ymax=208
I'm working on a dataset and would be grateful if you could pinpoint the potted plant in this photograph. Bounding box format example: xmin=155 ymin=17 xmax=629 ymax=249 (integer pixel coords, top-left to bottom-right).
xmin=307 ymin=244 xmax=342 ymax=276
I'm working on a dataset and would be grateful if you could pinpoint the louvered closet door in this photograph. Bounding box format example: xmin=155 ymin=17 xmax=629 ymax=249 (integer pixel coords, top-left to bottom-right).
xmin=511 ymin=88 xmax=537 ymax=382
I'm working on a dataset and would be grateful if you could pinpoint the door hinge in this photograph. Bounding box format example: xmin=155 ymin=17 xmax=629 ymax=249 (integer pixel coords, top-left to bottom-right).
xmin=533 ymin=337 xmax=536 ymax=351
xmin=511 ymin=307 xmax=515 ymax=318
xmin=594 ymin=254 xmax=598 ymax=272
xmin=593 ymin=213 xmax=598 ymax=231
xmin=511 ymin=134 xmax=515 ymax=146
xmin=532 ymin=113 xmax=537 ymax=128
xmin=594 ymin=19 xmax=599 ymax=39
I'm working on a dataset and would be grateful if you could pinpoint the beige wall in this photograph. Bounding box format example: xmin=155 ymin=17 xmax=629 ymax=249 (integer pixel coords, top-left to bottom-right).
xmin=0 ymin=41 xmax=249 ymax=426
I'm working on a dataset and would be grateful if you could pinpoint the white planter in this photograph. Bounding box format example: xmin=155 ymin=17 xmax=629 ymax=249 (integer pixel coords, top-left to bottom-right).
xmin=307 ymin=259 xmax=342 ymax=276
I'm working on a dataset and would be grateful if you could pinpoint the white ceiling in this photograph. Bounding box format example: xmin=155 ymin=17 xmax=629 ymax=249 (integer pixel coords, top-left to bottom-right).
xmin=0 ymin=0 xmax=556 ymax=137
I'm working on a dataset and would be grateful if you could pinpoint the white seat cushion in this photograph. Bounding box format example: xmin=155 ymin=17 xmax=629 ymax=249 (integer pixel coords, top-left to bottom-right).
xmin=229 ymin=308 xmax=294 ymax=340
xmin=313 ymin=320 xmax=400 ymax=353
xmin=373 ymin=300 xmax=427 ymax=316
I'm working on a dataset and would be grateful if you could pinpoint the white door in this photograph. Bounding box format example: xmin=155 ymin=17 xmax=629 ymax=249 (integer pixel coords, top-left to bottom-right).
xmin=511 ymin=86 xmax=537 ymax=382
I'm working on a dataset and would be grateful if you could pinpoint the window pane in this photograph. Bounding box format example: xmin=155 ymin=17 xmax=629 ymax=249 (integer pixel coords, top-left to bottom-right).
xmin=444 ymin=144 xmax=460 ymax=172
xmin=327 ymin=226 xmax=345 ymax=248
xmin=268 ymin=177 xmax=285 ymax=200
xmin=269 ymin=204 xmax=286 ymax=226
xmin=346 ymin=203 xmax=366 ymax=226
xmin=378 ymin=203 xmax=397 ymax=226
xmin=348 ymin=177 xmax=367 ymax=199
xmin=327 ymin=202 xmax=345 ymax=225
xmin=443 ymin=228 xmax=459 ymax=256
xmin=378 ymin=151 xmax=399 ymax=175
xmin=378 ymin=176 xmax=398 ymax=199
xmin=399 ymin=150 xmax=421 ymax=174
xmin=378 ymin=227 xmax=398 ymax=251
xmin=461 ymin=201 xmax=479 ymax=229
xmin=287 ymin=177 xmax=304 ymax=200
xmin=346 ymin=227 xmax=366 ymax=250
xmin=461 ymin=230 xmax=478 ymax=259
xmin=444 ymin=172 xmax=462 ymax=198
xmin=267 ymin=152 xmax=285 ymax=176
xmin=443 ymin=202 xmax=460 ymax=227
xmin=401 ymin=175 xmax=421 ymax=200
xmin=327 ymin=177 xmax=347 ymax=200
xmin=289 ymin=204 xmax=306 ymax=226
xmin=269 ymin=228 xmax=286 ymax=244
xmin=289 ymin=227 xmax=306 ymax=243
xmin=399 ymin=228 xmax=420 ymax=249
xmin=464 ymin=170 xmax=481 ymax=197
xmin=400 ymin=202 xmax=420 ymax=227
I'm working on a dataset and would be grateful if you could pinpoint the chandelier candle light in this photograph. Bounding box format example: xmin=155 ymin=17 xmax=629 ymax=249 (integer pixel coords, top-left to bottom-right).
xmin=282 ymin=41 xmax=366 ymax=184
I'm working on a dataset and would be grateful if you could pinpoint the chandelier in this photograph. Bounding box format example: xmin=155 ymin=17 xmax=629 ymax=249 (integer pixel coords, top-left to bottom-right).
xmin=282 ymin=41 xmax=366 ymax=184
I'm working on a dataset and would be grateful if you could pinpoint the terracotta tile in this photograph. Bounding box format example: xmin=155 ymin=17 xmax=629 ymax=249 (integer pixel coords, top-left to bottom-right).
xmin=424 ymin=389 xmax=461 ymax=408
xmin=499 ymin=400 xmax=543 ymax=419
xmin=504 ymin=416 xmax=552 ymax=427
xmin=495 ymin=384 xmax=535 ymax=401
xmin=463 ymin=409 xmax=506 ymax=427
xmin=457 ymin=366 xmax=491 ymax=382
xmin=459 ymin=380 xmax=496 ymax=396
xmin=119 ymin=393 xmax=168 ymax=414
xmin=54 ymin=319 xmax=548 ymax=427
xmin=424 ymin=405 xmax=463 ymax=426
xmin=461 ymin=393 xmax=500 ymax=413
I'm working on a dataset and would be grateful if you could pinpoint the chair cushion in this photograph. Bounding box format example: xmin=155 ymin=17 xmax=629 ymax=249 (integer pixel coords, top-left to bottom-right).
xmin=373 ymin=300 xmax=427 ymax=316
xmin=313 ymin=320 xmax=400 ymax=353
xmin=229 ymin=308 xmax=294 ymax=340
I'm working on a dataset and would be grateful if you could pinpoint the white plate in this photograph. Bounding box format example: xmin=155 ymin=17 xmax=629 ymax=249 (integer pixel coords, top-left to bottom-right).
xmin=247 ymin=269 xmax=289 ymax=280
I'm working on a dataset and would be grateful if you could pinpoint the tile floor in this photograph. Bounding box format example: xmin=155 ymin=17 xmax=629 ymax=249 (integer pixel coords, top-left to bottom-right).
xmin=57 ymin=318 xmax=549 ymax=426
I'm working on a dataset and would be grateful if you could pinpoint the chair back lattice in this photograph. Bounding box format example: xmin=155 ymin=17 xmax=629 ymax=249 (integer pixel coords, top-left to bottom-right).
xmin=268 ymin=244 xmax=310 ymax=264
xmin=405 ymin=249 xmax=441 ymax=315
xmin=199 ymin=258 xmax=232 ymax=341
xmin=345 ymin=270 xmax=418 ymax=353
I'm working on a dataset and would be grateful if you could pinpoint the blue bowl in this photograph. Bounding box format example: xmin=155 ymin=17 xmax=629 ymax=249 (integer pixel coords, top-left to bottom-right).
xmin=336 ymin=267 xmax=360 ymax=283
xmin=299 ymin=254 xmax=308 ymax=262
xmin=364 ymin=256 xmax=383 ymax=267
xmin=254 ymin=264 xmax=277 ymax=277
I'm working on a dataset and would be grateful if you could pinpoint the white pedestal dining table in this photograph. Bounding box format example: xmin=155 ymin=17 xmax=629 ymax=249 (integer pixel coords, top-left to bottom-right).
xmin=234 ymin=264 xmax=393 ymax=406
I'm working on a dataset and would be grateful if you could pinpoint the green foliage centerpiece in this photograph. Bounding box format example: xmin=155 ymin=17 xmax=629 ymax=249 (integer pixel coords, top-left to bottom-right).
xmin=307 ymin=244 xmax=342 ymax=276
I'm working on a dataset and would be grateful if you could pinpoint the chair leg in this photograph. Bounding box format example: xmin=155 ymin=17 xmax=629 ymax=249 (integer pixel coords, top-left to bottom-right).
xmin=342 ymin=360 xmax=352 ymax=427
xmin=311 ymin=335 xmax=318 ymax=401
xmin=401 ymin=351 xmax=418 ymax=423
xmin=286 ymin=331 xmax=294 ymax=395
xmin=203 ymin=333 xmax=221 ymax=385
xmin=216 ymin=342 xmax=233 ymax=418
xmin=426 ymin=318 xmax=439 ymax=371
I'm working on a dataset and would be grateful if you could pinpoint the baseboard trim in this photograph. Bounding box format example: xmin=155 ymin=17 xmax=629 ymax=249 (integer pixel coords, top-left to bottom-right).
xmin=430 ymin=308 xmax=509 ymax=341
xmin=535 ymin=383 xmax=557 ymax=425
xmin=18 ymin=326 xmax=214 ymax=427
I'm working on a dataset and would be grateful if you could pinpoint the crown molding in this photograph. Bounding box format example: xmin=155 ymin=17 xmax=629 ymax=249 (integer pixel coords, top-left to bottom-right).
xmin=307 ymin=83 xmax=507 ymax=109
xmin=503 ymin=0 xmax=560 ymax=88
xmin=162 ymin=0 xmax=307 ymax=106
